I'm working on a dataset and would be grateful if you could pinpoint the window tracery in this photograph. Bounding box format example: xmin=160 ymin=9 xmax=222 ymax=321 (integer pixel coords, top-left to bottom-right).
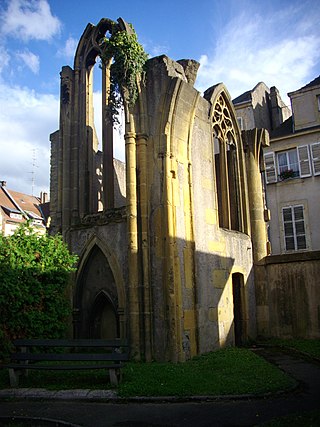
xmin=212 ymin=93 xmax=242 ymax=231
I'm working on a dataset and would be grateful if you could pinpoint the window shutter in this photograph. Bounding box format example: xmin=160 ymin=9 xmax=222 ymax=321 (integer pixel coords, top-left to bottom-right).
xmin=264 ymin=152 xmax=277 ymax=183
xmin=282 ymin=207 xmax=295 ymax=251
xmin=311 ymin=142 xmax=320 ymax=176
xmin=282 ymin=205 xmax=307 ymax=251
xmin=293 ymin=206 xmax=307 ymax=250
xmin=297 ymin=145 xmax=311 ymax=177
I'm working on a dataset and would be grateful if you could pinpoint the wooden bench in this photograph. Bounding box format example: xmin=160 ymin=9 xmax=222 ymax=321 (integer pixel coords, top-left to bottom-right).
xmin=7 ymin=338 xmax=129 ymax=387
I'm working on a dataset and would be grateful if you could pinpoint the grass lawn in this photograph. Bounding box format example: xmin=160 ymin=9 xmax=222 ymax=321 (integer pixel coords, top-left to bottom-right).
xmin=0 ymin=347 xmax=296 ymax=397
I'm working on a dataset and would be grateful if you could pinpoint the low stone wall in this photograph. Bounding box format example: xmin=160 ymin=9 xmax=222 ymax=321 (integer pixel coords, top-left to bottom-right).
xmin=261 ymin=251 xmax=320 ymax=339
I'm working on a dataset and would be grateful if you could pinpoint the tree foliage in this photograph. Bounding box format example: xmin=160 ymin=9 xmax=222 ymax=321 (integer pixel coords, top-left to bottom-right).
xmin=0 ymin=224 xmax=78 ymax=356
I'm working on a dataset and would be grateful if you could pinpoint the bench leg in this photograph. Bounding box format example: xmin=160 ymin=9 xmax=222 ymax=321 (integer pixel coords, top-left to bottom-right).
xmin=109 ymin=368 xmax=118 ymax=386
xmin=9 ymin=369 xmax=20 ymax=387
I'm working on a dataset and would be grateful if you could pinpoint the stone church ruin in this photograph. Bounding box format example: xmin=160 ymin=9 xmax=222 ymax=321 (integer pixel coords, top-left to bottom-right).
xmin=50 ymin=17 xmax=271 ymax=361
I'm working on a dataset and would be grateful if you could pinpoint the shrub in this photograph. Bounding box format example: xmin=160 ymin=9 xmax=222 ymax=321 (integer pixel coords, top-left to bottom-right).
xmin=0 ymin=224 xmax=78 ymax=358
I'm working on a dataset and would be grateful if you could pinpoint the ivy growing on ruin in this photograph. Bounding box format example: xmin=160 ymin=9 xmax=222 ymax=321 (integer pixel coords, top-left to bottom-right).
xmin=99 ymin=25 xmax=148 ymax=120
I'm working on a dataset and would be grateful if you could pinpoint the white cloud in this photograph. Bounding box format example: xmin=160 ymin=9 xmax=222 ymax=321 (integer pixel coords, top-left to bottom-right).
xmin=57 ymin=37 xmax=78 ymax=60
xmin=0 ymin=83 xmax=124 ymax=197
xmin=150 ymin=44 xmax=169 ymax=57
xmin=0 ymin=82 xmax=59 ymax=195
xmin=16 ymin=49 xmax=40 ymax=73
xmin=0 ymin=0 xmax=61 ymax=41
xmin=141 ymin=37 xmax=169 ymax=58
xmin=93 ymin=90 xmax=125 ymax=162
xmin=196 ymin=7 xmax=320 ymax=103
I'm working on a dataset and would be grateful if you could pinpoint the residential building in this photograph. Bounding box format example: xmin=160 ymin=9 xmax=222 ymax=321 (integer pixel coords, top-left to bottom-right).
xmin=0 ymin=181 xmax=48 ymax=236
xmin=233 ymin=77 xmax=320 ymax=255
xmin=263 ymin=76 xmax=320 ymax=254
xmin=232 ymin=78 xmax=320 ymax=339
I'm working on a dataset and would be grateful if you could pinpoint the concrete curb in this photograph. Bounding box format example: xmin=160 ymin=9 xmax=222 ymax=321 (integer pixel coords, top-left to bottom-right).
xmin=0 ymin=415 xmax=80 ymax=427
xmin=0 ymin=388 xmax=117 ymax=401
xmin=0 ymin=382 xmax=298 ymax=402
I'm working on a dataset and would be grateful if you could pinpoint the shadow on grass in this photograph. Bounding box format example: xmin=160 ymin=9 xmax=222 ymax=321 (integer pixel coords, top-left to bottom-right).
xmin=0 ymin=348 xmax=296 ymax=397
xmin=255 ymin=338 xmax=320 ymax=360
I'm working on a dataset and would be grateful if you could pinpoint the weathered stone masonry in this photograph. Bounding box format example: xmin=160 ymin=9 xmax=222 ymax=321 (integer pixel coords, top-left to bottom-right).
xmin=50 ymin=18 xmax=270 ymax=361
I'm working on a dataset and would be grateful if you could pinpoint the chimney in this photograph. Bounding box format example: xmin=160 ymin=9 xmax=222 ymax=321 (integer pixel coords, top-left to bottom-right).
xmin=269 ymin=86 xmax=282 ymax=130
xmin=40 ymin=191 xmax=49 ymax=203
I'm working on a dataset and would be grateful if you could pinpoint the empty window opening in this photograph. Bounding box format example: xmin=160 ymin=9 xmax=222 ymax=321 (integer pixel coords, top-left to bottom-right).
xmin=93 ymin=65 xmax=103 ymax=150
xmin=211 ymin=92 xmax=243 ymax=232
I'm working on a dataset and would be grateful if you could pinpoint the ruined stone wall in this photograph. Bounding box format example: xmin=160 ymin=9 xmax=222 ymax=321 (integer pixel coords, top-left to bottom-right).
xmin=143 ymin=56 xmax=256 ymax=361
xmin=50 ymin=18 xmax=269 ymax=362
xmin=49 ymin=130 xmax=61 ymax=234
xmin=257 ymin=251 xmax=320 ymax=339
xmin=68 ymin=218 xmax=128 ymax=338
xmin=191 ymin=103 xmax=256 ymax=352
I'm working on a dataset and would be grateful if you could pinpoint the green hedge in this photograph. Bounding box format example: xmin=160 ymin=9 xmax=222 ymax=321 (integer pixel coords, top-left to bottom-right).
xmin=0 ymin=224 xmax=78 ymax=357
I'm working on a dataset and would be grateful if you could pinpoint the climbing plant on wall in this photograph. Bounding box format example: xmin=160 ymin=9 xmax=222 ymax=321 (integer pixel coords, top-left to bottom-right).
xmin=99 ymin=25 xmax=148 ymax=120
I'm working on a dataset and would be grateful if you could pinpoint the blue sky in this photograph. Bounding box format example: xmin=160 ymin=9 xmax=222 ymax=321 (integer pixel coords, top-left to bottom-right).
xmin=0 ymin=0 xmax=319 ymax=195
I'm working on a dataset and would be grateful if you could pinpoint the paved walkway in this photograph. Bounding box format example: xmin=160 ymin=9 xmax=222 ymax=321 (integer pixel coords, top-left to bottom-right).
xmin=0 ymin=348 xmax=319 ymax=426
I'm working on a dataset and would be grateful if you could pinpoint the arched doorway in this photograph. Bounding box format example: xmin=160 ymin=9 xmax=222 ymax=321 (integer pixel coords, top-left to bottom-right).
xmin=232 ymin=273 xmax=246 ymax=346
xmin=75 ymin=245 xmax=119 ymax=339
xmin=90 ymin=291 xmax=119 ymax=339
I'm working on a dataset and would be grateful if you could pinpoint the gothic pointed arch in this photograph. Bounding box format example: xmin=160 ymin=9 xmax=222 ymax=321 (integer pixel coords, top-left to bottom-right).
xmin=89 ymin=290 xmax=120 ymax=339
xmin=73 ymin=19 xmax=118 ymax=214
xmin=74 ymin=20 xmax=113 ymax=69
xmin=74 ymin=235 xmax=127 ymax=339
xmin=57 ymin=17 xmax=134 ymax=226
xmin=204 ymin=83 xmax=249 ymax=232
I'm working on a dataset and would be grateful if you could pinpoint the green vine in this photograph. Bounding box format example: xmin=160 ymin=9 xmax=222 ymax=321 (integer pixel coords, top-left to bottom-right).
xmin=100 ymin=25 xmax=148 ymax=120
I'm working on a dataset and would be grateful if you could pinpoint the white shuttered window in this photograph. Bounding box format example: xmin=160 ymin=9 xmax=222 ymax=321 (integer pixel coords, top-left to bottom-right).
xmin=265 ymin=144 xmax=319 ymax=183
xmin=311 ymin=142 xmax=320 ymax=176
xmin=282 ymin=205 xmax=307 ymax=251
xmin=264 ymin=152 xmax=277 ymax=183
xmin=297 ymin=145 xmax=311 ymax=177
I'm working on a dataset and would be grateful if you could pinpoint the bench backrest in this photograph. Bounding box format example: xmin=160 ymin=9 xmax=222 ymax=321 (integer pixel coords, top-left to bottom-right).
xmin=13 ymin=339 xmax=129 ymax=348
xmin=11 ymin=352 xmax=129 ymax=362
xmin=11 ymin=339 xmax=130 ymax=363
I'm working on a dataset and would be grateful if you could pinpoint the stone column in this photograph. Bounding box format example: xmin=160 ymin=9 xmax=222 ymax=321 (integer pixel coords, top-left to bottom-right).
xmin=136 ymin=132 xmax=152 ymax=361
xmin=71 ymin=67 xmax=80 ymax=224
xmin=243 ymin=128 xmax=270 ymax=336
xmin=60 ymin=66 xmax=74 ymax=235
xmin=164 ymin=153 xmax=184 ymax=362
xmin=243 ymin=128 xmax=269 ymax=261
xmin=125 ymin=121 xmax=141 ymax=359
xmin=78 ymin=65 xmax=88 ymax=218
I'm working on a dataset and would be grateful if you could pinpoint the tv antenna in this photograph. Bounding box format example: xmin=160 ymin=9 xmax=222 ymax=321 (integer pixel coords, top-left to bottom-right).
xmin=29 ymin=149 xmax=38 ymax=196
